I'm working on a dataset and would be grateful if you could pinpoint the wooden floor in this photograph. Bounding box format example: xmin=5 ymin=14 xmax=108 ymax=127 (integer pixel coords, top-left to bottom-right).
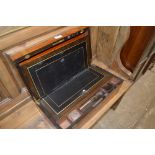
xmin=0 ymin=100 xmax=54 ymax=129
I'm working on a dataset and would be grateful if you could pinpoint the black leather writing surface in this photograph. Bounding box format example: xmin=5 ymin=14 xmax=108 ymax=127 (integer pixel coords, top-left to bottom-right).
xmin=28 ymin=42 xmax=87 ymax=97
xmin=43 ymin=68 xmax=104 ymax=114
xmin=27 ymin=41 xmax=105 ymax=114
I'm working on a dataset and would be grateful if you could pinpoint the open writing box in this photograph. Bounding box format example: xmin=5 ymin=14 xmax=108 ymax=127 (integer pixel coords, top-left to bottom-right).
xmin=7 ymin=27 xmax=132 ymax=128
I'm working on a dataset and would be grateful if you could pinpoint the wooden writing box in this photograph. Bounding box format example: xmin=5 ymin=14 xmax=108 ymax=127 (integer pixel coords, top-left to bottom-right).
xmin=4 ymin=26 xmax=132 ymax=128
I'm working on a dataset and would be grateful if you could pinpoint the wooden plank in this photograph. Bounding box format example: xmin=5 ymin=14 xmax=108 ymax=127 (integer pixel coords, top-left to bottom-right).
xmin=0 ymin=27 xmax=26 ymax=37
xmin=110 ymin=26 xmax=131 ymax=78
xmin=0 ymin=57 xmax=19 ymax=98
xmin=92 ymin=59 xmax=130 ymax=80
xmin=90 ymin=27 xmax=99 ymax=59
xmin=0 ymin=89 xmax=31 ymax=120
xmin=96 ymin=26 xmax=120 ymax=66
xmin=0 ymin=79 xmax=10 ymax=101
xmin=18 ymin=111 xmax=54 ymax=129
xmin=0 ymin=26 xmax=61 ymax=50
xmin=0 ymin=100 xmax=54 ymax=129
xmin=2 ymin=51 xmax=26 ymax=91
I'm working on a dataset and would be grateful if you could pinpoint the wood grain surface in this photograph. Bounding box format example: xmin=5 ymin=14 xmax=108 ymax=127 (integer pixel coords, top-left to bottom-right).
xmin=96 ymin=26 xmax=120 ymax=66
xmin=0 ymin=100 xmax=54 ymax=129
xmin=120 ymin=26 xmax=155 ymax=72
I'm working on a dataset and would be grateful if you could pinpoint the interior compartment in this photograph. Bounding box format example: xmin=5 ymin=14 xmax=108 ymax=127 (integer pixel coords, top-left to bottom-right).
xmin=25 ymin=39 xmax=105 ymax=114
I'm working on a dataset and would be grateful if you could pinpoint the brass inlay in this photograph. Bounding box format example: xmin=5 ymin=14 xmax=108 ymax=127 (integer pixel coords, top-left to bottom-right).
xmin=24 ymin=54 xmax=30 ymax=59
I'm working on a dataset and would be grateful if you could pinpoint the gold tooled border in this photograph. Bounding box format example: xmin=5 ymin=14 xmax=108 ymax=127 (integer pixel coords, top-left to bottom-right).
xmin=35 ymin=46 xmax=86 ymax=96
xmin=42 ymin=67 xmax=105 ymax=115
xmin=47 ymin=69 xmax=99 ymax=107
xmin=27 ymin=41 xmax=88 ymax=98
